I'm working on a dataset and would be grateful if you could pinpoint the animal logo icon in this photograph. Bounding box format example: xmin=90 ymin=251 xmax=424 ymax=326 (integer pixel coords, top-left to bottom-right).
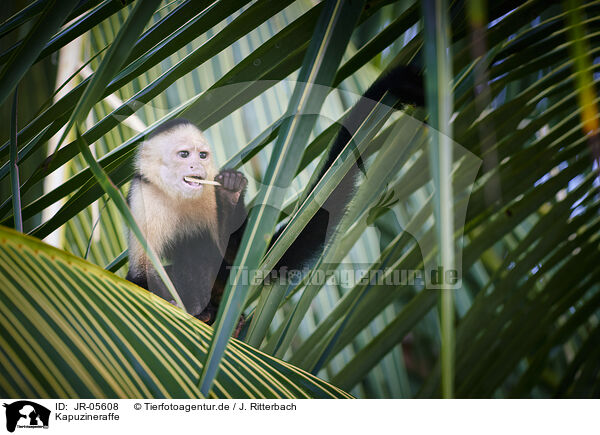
xmin=3 ymin=401 xmax=50 ymax=433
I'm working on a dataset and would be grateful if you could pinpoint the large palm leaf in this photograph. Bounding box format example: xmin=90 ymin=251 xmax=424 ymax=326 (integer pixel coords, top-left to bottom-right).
xmin=0 ymin=225 xmax=351 ymax=398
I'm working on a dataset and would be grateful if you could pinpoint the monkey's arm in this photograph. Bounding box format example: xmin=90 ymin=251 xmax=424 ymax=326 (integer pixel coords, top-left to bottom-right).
xmin=214 ymin=168 xmax=248 ymax=260
xmin=197 ymin=168 xmax=248 ymax=325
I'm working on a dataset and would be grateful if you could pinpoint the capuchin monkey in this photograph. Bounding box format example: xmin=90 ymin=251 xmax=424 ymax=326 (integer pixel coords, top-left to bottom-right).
xmin=126 ymin=64 xmax=424 ymax=328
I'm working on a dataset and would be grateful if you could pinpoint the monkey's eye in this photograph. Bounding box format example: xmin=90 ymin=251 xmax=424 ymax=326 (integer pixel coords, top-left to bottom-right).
xmin=199 ymin=151 xmax=208 ymax=159
xmin=178 ymin=151 xmax=190 ymax=158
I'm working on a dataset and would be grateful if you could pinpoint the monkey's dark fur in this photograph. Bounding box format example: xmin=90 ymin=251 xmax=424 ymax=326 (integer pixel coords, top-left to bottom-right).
xmin=126 ymin=64 xmax=424 ymax=326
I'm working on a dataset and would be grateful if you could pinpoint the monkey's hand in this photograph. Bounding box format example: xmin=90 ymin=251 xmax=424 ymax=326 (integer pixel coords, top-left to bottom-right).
xmin=215 ymin=169 xmax=247 ymax=204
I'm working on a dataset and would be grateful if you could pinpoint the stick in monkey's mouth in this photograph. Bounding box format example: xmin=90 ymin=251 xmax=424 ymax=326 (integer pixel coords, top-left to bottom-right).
xmin=183 ymin=176 xmax=221 ymax=186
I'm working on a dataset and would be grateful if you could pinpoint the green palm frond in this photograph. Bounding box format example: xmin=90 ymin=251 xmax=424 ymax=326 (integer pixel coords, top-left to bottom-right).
xmin=0 ymin=225 xmax=351 ymax=398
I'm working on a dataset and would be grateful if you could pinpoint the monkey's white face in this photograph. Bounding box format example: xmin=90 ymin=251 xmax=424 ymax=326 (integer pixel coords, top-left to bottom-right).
xmin=136 ymin=124 xmax=217 ymax=200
